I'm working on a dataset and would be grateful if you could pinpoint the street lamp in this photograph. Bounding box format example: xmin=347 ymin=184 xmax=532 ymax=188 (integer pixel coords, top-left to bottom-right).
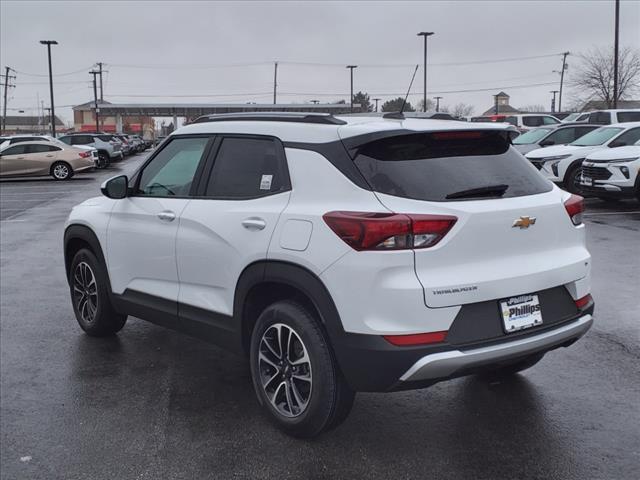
xmin=346 ymin=65 xmax=357 ymax=113
xmin=433 ymin=96 xmax=443 ymax=112
xmin=40 ymin=40 xmax=58 ymax=137
xmin=417 ymin=32 xmax=434 ymax=112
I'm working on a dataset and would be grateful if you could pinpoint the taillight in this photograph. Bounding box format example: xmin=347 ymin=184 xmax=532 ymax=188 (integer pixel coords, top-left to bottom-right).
xmin=79 ymin=151 xmax=91 ymax=158
xmin=575 ymin=294 xmax=593 ymax=310
xmin=564 ymin=194 xmax=584 ymax=226
xmin=383 ymin=330 xmax=448 ymax=346
xmin=322 ymin=211 xmax=457 ymax=251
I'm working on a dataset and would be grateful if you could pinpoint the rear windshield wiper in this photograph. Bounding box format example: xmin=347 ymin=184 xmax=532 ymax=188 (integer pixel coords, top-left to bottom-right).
xmin=445 ymin=184 xmax=509 ymax=200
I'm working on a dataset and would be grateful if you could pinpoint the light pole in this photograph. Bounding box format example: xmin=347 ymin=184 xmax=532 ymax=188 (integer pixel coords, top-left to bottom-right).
xmin=417 ymin=31 xmax=434 ymax=112
xmin=346 ymin=65 xmax=357 ymax=112
xmin=373 ymin=98 xmax=381 ymax=112
xmin=40 ymin=40 xmax=58 ymax=137
xmin=613 ymin=0 xmax=620 ymax=108
xmin=433 ymin=96 xmax=443 ymax=112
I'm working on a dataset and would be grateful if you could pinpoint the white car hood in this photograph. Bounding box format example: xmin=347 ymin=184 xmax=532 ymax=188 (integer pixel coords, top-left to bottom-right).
xmin=586 ymin=146 xmax=640 ymax=161
xmin=526 ymin=144 xmax=598 ymax=159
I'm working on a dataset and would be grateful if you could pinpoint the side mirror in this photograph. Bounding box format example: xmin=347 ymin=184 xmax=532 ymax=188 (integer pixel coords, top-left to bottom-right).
xmin=101 ymin=175 xmax=128 ymax=199
xmin=539 ymin=139 xmax=555 ymax=147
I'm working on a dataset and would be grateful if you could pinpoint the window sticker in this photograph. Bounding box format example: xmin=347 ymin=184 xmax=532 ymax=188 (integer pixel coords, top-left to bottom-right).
xmin=260 ymin=174 xmax=273 ymax=190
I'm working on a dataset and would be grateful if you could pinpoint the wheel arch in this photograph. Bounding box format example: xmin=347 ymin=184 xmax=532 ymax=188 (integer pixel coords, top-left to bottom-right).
xmin=63 ymin=224 xmax=107 ymax=286
xmin=235 ymin=261 xmax=345 ymax=356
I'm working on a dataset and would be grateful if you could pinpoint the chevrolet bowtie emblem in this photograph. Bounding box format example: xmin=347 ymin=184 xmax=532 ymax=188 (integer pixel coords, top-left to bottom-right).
xmin=512 ymin=216 xmax=537 ymax=229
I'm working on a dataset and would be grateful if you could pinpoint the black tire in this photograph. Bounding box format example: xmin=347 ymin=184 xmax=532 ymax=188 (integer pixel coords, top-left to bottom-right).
xmin=69 ymin=248 xmax=127 ymax=337
xmin=249 ymin=300 xmax=355 ymax=438
xmin=50 ymin=161 xmax=73 ymax=180
xmin=480 ymin=352 xmax=545 ymax=379
xmin=97 ymin=152 xmax=109 ymax=169
xmin=564 ymin=164 xmax=583 ymax=194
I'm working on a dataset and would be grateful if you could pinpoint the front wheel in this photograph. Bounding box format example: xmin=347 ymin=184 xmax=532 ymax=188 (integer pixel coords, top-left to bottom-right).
xmin=96 ymin=153 xmax=109 ymax=169
xmin=70 ymin=248 xmax=127 ymax=336
xmin=249 ymin=300 xmax=355 ymax=438
xmin=564 ymin=164 xmax=583 ymax=194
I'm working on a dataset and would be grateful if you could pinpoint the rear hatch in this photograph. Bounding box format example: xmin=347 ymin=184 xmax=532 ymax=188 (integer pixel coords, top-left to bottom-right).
xmin=345 ymin=128 xmax=590 ymax=308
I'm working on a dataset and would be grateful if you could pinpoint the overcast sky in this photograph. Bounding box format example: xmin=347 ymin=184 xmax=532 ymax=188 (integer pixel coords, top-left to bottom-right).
xmin=1 ymin=0 xmax=639 ymax=125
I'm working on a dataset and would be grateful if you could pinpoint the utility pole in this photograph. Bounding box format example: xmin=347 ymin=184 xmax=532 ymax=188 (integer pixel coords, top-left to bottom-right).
xmin=550 ymin=90 xmax=559 ymax=112
xmin=494 ymin=95 xmax=499 ymax=115
xmin=613 ymin=0 xmax=620 ymax=108
xmin=558 ymin=51 xmax=569 ymax=113
xmin=97 ymin=62 xmax=104 ymax=102
xmin=89 ymin=70 xmax=100 ymax=133
xmin=373 ymin=98 xmax=380 ymax=112
xmin=40 ymin=40 xmax=58 ymax=137
xmin=417 ymin=32 xmax=434 ymax=112
xmin=273 ymin=61 xmax=278 ymax=105
xmin=1 ymin=66 xmax=16 ymax=135
xmin=433 ymin=96 xmax=443 ymax=112
xmin=346 ymin=65 xmax=357 ymax=113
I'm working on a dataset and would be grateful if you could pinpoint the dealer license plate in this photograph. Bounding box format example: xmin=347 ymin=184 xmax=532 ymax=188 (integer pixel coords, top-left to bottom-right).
xmin=500 ymin=294 xmax=543 ymax=333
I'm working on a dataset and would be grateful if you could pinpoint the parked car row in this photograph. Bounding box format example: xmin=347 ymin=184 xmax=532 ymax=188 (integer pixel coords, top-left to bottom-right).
xmin=0 ymin=132 xmax=150 ymax=180
xmin=523 ymin=122 xmax=640 ymax=201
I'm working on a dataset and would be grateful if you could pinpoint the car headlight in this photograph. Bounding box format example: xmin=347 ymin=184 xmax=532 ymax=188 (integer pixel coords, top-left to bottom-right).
xmin=541 ymin=154 xmax=571 ymax=162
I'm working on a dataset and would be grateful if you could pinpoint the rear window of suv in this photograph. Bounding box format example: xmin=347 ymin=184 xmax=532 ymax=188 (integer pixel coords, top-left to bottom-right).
xmin=352 ymin=130 xmax=552 ymax=202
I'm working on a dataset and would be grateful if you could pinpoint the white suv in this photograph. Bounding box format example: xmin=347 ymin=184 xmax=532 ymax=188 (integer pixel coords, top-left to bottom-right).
xmin=580 ymin=141 xmax=640 ymax=201
xmin=63 ymin=113 xmax=594 ymax=437
xmin=525 ymin=122 xmax=640 ymax=193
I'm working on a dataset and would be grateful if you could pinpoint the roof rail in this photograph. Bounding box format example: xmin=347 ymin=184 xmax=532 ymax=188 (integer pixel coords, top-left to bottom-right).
xmin=191 ymin=112 xmax=347 ymax=125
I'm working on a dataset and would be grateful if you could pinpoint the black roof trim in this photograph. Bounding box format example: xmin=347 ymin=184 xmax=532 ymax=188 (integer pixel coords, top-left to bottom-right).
xmin=192 ymin=112 xmax=347 ymax=125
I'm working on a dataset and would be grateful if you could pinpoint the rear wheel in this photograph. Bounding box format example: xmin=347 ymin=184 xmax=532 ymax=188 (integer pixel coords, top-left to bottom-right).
xmin=70 ymin=248 xmax=127 ymax=336
xmin=50 ymin=161 xmax=73 ymax=180
xmin=97 ymin=152 xmax=109 ymax=169
xmin=249 ymin=300 xmax=355 ymax=438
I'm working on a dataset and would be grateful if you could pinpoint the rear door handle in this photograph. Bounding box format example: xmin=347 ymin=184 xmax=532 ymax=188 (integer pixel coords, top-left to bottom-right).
xmin=157 ymin=210 xmax=176 ymax=222
xmin=46 ymin=154 xmax=55 ymax=157
xmin=242 ymin=218 xmax=266 ymax=231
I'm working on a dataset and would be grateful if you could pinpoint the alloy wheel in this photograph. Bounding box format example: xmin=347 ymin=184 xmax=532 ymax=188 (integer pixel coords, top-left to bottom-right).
xmin=73 ymin=261 xmax=98 ymax=323
xmin=53 ymin=164 xmax=69 ymax=179
xmin=258 ymin=323 xmax=312 ymax=418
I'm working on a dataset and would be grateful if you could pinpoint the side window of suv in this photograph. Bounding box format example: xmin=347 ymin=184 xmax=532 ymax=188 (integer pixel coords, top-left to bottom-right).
xmin=611 ymin=128 xmax=640 ymax=147
xmin=589 ymin=112 xmax=611 ymax=124
xmin=136 ymin=136 xmax=210 ymax=197
xmin=523 ymin=116 xmax=543 ymax=127
xmin=542 ymin=116 xmax=560 ymax=125
xmin=204 ymin=137 xmax=289 ymax=199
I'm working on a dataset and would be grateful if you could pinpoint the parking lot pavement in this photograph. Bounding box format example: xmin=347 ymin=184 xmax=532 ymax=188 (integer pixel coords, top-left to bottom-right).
xmin=1 ymin=168 xmax=639 ymax=479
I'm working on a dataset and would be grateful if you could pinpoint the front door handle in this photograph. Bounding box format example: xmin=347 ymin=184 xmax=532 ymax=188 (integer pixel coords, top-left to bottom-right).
xmin=157 ymin=210 xmax=176 ymax=222
xmin=242 ymin=218 xmax=266 ymax=231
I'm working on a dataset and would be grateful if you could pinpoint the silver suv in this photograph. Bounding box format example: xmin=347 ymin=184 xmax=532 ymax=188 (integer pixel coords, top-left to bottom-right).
xmin=59 ymin=134 xmax=123 ymax=168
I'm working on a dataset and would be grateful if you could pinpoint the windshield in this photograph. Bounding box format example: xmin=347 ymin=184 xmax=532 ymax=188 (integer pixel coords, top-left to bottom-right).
xmin=352 ymin=131 xmax=552 ymax=202
xmin=513 ymin=127 xmax=554 ymax=145
xmin=570 ymin=127 xmax=624 ymax=146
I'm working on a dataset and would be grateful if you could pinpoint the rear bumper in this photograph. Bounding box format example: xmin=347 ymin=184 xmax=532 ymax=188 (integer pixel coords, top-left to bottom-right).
xmin=399 ymin=314 xmax=592 ymax=383
xmin=332 ymin=300 xmax=594 ymax=392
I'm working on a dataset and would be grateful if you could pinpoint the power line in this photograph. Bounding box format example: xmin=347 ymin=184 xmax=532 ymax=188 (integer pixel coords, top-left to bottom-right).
xmin=101 ymin=52 xmax=563 ymax=71
xmin=12 ymin=65 xmax=94 ymax=78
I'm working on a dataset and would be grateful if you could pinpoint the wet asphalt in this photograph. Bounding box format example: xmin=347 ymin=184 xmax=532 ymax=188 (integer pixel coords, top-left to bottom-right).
xmin=1 ymin=154 xmax=639 ymax=479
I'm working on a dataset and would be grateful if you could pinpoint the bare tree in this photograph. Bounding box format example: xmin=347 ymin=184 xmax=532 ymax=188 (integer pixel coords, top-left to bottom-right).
xmin=517 ymin=104 xmax=547 ymax=113
xmin=448 ymin=103 xmax=474 ymax=118
xmin=570 ymin=46 xmax=640 ymax=108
